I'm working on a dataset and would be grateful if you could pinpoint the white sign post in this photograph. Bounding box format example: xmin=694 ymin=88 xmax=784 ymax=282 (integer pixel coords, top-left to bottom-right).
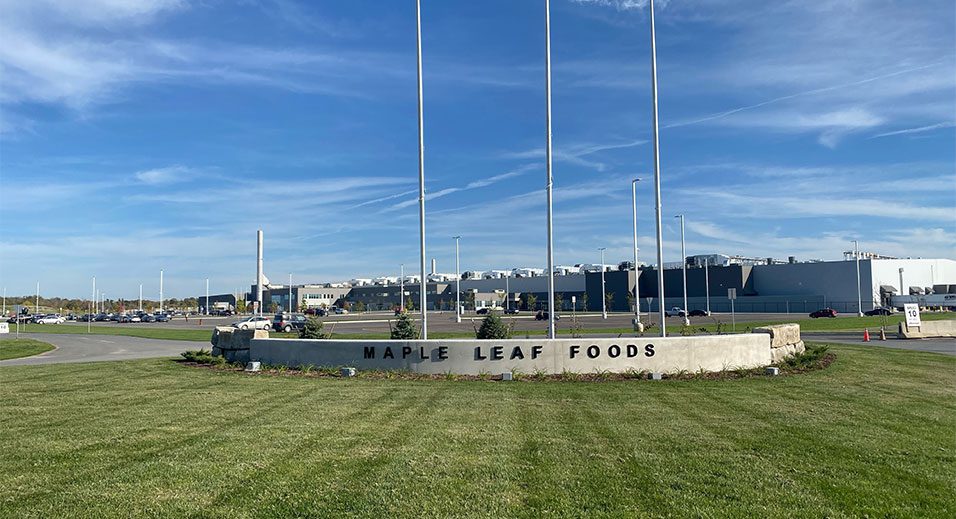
xmin=728 ymin=288 xmax=737 ymax=332
xmin=0 ymin=322 xmax=8 ymax=334
xmin=904 ymin=303 xmax=921 ymax=328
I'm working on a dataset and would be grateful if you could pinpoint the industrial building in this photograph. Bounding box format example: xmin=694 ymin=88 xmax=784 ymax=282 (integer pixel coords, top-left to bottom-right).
xmin=228 ymin=256 xmax=955 ymax=315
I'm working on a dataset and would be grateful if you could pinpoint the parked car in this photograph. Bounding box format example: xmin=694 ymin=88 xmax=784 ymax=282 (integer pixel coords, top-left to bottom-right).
xmin=306 ymin=308 xmax=328 ymax=317
xmin=154 ymin=313 xmax=170 ymax=322
xmin=476 ymin=308 xmax=491 ymax=315
xmin=232 ymin=316 xmax=272 ymax=330
xmin=809 ymin=308 xmax=838 ymax=318
xmin=141 ymin=314 xmax=156 ymax=323
xmin=665 ymin=307 xmax=687 ymax=318
xmin=688 ymin=309 xmax=710 ymax=317
xmin=864 ymin=307 xmax=893 ymax=316
xmin=94 ymin=313 xmax=109 ymax=322
xmin=504 ymin=308 xmax=520 ymax=315
xmin=534 ymin=311 xmax=559 ymax=321
xmin=333 ymin=307 xmax=348 ymax=315
xmin=273 ymin=313 xmax=309 ymax=333
xmin=36 ymin=314 xmax=65 ymax=324
xmin=119 ymin=314 xmax=142 ymax=323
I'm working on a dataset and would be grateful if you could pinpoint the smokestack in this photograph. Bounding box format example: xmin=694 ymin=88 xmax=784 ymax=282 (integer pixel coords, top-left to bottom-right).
xmin=431 ymin=258 xmax=437 ymax=275
xmin=257 ymin=230 xmax=264 ymax=316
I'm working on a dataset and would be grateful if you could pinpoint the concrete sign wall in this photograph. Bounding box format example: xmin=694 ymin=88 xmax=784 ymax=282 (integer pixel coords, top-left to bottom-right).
xmin=249 ymin=334 xmax=772 ymax=375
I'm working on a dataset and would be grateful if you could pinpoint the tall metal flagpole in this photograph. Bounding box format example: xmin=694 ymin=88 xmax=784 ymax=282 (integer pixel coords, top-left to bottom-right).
xmin=544 ymin=0 xmax=556 ymax=339
xmin=704 ymin=258 xmax=711 ymax=314
xmin=649 ymin=0 xmax=667 ymax=337
xmin=415 ymin=0 xmax=428 ymax=339
xmin=90 ymin=277 xmax=94 ymax=333
xmin=632 ymin=178 xmax=642 ymax=327
xmin=676 ymin=214 xmax=687 ymax=318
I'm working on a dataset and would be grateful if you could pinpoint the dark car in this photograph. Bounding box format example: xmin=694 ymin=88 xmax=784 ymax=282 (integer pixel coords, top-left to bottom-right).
xmin=476 ymin=308 xmax=491 ymax=315
xmin=504 ymin=308 xmax=520 ymax=315
xmin=306 ymin=308 xmax=328 ymax=317
xmin=534 ymin=311 xmax=560 ymax=321
xmin=154 ymin=313 xmax=170 ymax=322
xmin=141 ymin=314 xmax=156 ymax=323
xmin=864 ymin=307 xmax=893 ymax=316
xmin=273 ymin=313 xmax=309 ymax=332
xmin=688 ymin=309 xmax=710 ymax=317
xmin=809 ymin=308 xmax=838 ymax=318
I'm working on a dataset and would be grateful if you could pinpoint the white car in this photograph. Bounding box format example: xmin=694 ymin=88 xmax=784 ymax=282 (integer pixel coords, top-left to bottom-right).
xmin=36 ymin=314 xmax=65 ymax=324
xmin=232 ymin=316 xmax=272 ymax=330
xmin=333 ymin=307 xmax=349 ymax=315
xmin=665 ymin=307 xmax=687 ymax=318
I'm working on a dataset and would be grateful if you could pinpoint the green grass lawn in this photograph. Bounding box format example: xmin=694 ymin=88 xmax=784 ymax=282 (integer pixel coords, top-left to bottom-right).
xmin=0 ymin=343 xmax=953 ymax=517
xmin=0 ymin=338 xmax=54 ymax=360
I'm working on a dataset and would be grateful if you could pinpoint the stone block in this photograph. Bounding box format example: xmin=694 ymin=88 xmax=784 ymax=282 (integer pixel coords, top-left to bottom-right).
xmin=770 ymin=341 xmax=805 ymax=364
xmin=753 ymin=323 xmax=801 ymax=348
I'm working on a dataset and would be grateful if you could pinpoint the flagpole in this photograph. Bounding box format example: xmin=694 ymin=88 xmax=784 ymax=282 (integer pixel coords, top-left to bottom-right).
xmin=649 ymin=0 xmax=667 ymax=337
xmin=545 ymin=0 xmax=556 ymax=339
xmin=415 ymin=0 xmax=428 ymax=339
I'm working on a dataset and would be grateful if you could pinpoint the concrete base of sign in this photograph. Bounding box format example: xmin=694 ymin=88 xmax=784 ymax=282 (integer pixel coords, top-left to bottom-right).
xmin=246 ymin=333 xmax=776 ymax=375
xmin=898 ymin=320 xmax=956 ymax=339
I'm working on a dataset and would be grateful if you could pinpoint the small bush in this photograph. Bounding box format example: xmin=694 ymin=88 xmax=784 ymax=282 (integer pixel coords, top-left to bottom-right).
xmin=299 ymin=317 xmax=329 ymax=339
xmin=181 ymin=349 xmax=225 ymax=366
xmin=475 ymin=312 xmax=512 ymax=339
xmin=390 ymin=310 xmax=418 ymax=339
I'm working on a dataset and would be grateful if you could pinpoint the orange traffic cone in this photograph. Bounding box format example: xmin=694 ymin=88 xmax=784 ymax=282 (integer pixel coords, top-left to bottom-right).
xmin=863 ymin=329 xmax=870 ymax=342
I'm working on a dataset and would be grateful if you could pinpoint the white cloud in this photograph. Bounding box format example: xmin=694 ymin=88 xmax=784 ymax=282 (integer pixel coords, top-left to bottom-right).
xmin=134 ymin=165 xmax=194 ymax=185
xmin=872 ymin=121 xmax=956 ymax=139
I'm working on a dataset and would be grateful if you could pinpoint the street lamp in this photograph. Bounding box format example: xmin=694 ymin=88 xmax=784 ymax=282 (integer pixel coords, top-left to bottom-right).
xmin=159 ymin=269 xmax=164 ymax=314
xmin=206 ymin=278 xmax=210 ymax=316
xmin=454 ymin=236 xmax=461 ymax=323
xmin=289 ymin=272 xmax=293 ymax=313
xmin=704 ymin=257 xmax=711 ymax=315
xmin=415 ymin=0 xmax=428 ymax=339
xmin=675 ymin=214 xmax=688 ymax=320
xmin=853 ymin=240 xmax=863 ymax=316
xmin=400 ymin=264 xmax=405 ymax=312
xmin=649 ymin=0 xmax=667 ymax=337
xmin=632 ymin=178 xmax=642 ymax=330
xmin=899 ymin=268 xmax=905 ymax=303
xmin=599 ymin=247 xmax=607 ymax=319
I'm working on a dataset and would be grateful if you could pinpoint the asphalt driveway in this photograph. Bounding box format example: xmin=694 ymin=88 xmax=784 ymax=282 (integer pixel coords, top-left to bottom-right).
xmin=0 ymin=333 xmax=202 ymax=366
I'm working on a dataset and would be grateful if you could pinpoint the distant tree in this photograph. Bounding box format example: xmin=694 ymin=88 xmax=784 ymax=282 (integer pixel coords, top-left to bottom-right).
xmin=464 ymin=291 xmax=476 ymax=310
xmin=390 ymin=310 xmax=418 ymax=339
xmin=626 ymin=291 xmax=635 ymax=313
xmin=555 ymin=293 xmax=564 ymax=312
xmin=581 ymin=293 xmax=589 ymax=312
xmin=526 ymin=294 xmax=538 ymax=311
xmin=353 ymin=301 xmax=366 ymax=313
xmin=269 ymin=302 xmax=278 ymax=313
xmin=405 ymin=297 xmax=415 ymax=312
xmin=605 ymin=291 xmax=615 ymax=313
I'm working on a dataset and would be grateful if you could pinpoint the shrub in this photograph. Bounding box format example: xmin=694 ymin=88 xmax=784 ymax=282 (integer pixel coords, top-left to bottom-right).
xmin=299 ymin=317 xmax=328 ymax=339
xmin=390 ymin=310 xmax=418 ymax=339
xmin=180 ymin=349 xmax=225 ymax=366
xmin=475 ymin=312 xmax=512 ymax=339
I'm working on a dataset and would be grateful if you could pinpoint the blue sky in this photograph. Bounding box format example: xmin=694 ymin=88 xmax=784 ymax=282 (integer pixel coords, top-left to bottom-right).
xmin=1 ymin=0 xmax=954 ymax=300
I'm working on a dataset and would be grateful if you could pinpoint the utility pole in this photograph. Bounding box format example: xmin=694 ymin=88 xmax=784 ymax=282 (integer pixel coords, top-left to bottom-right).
xmin=159 ymin=269 xmax=164 ymax=314
xmin=675 ymin=214 xmax=688 ymax=323
xmin=704 ymin=258 xmax=711 ymax=315
xmin=139 ymin=284 xmax=143 ymax=312
xmin=90 ymin=277 xmax=94 ymax=333
xmin=400 ymin=264 xmax=405 ymax=312
xmin=36 ymin=281 xmax=39 ymax=315
xmin=206 ymin=278 xmax=210 ymax=316
xmin=289 ymin=273 xmax=293 ymax=313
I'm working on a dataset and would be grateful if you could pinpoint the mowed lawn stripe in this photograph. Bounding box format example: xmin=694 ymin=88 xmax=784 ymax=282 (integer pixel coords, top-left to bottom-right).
xmin=0 ymin=344 xmax=953 ymax=517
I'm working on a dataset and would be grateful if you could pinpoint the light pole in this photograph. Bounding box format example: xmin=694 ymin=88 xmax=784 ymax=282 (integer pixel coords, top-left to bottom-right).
xmin=599 ymin=247 xmax=608 ymax=319
xmin=675 ymin=214 xmax=688 ymax=319
xmin=544 ymin=0 xmax=556 ymax=339
xmin=853 ymin=240 xmax=863 ymax=316
xmin=400 ymin=264 xmax=405 ymax=312
xmin=506 ymin=273 xmax=510 ymax=312
xmin=90 ymin=276 xmax=95 ymax=333
xmin=454 ymin=236 xmax=461 ymax=323
xmin=159 ymin=269 xmax=164 ymax=314
xmin=899 ymin=268 xmax=905 ymax=303
xmin=631 ymin=178 xmax=643 ymax=330
xmin=2 ymin=287 xmax=5 ymax=316
xmin=139 ymin=284 xmax=143 ymax=312
xmin=704 ymin=257 xmax=711 ymax=315
xmin=36 ymin=281 xmax=39 ymax=315
xmin=649 ymin=0 xmax=666 ymax=337
xmin=415 ymin=0 xmax=428 ymax=339
xmin=289 ymin=273 xmax=293 ymax=313
xmin=206 ymin=278 xmax=210 ymax=316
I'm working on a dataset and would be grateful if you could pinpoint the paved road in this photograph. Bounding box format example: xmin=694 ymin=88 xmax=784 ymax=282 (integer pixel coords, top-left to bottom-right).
xmin=803 ymin=332 xmax=955 ymax=356
xmin=0 ymin=333 xmax=199 ymax=366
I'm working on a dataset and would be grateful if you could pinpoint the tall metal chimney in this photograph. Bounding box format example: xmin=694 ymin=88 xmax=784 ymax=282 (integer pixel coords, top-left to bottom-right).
xmin=257 ymin=230 xmax=264 ymax=316
xmin=431 ymin=258 xmax=437 ymax=275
